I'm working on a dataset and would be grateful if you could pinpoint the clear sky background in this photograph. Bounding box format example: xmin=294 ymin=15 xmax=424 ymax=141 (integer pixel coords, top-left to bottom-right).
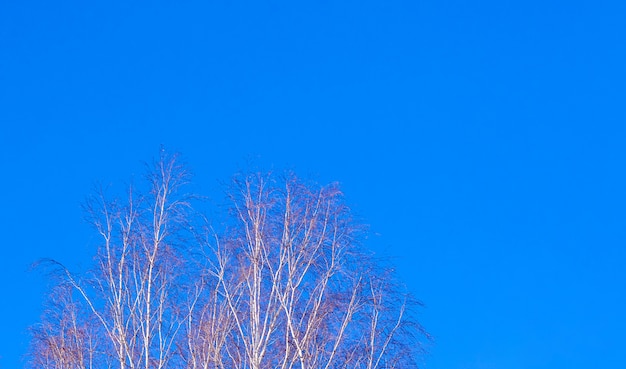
xmin=1 ymin=1 xmax=625 ymax=368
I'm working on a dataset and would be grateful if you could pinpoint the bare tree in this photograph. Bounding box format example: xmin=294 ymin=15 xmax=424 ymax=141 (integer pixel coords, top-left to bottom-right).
xmin=29 ymin=283 xmax=100 ymax=369
xmin=28 ymin=153 xmax=428 ymax=369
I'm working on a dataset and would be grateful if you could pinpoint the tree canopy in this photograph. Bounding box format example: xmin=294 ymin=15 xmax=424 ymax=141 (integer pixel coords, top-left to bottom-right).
xmin=28 ymin=152 xmax=428 ymax=369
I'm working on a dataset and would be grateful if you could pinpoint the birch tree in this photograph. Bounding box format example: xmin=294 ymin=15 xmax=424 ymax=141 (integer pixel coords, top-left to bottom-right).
xmin=28 ymin=153 xmax=428 ymax=369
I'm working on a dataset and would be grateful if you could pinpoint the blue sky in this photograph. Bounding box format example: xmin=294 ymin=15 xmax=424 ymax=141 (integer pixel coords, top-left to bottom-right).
xmin=1 ymin=1 xmax=625 ymax=368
